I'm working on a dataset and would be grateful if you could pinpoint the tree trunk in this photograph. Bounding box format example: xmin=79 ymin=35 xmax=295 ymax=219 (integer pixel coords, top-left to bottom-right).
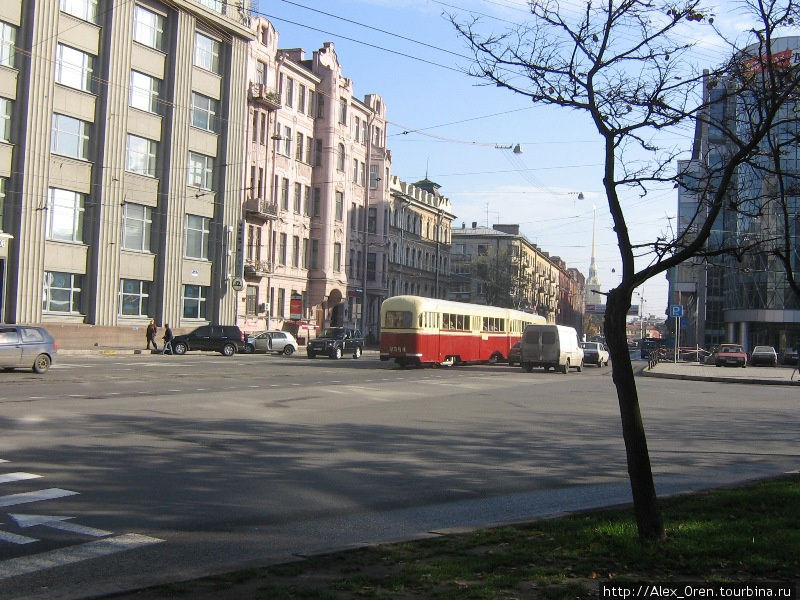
xmin=604 ymin=288 xmax=665 ymax=540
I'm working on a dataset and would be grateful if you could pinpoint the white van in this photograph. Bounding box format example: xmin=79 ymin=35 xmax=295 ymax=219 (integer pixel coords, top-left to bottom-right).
xmin=520 ymin=324 xmax=584 ymax=373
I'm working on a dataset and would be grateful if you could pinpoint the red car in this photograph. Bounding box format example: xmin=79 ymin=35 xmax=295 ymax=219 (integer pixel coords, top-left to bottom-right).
xmin=713 ymin=344 xmax=748 ymax=368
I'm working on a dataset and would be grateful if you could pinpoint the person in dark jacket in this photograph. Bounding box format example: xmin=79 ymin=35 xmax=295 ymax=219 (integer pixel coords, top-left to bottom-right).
xmin=162 ymin=324 xmax=174 ymax=355
xmin=146 ymin=320 xmax=158 ymax=350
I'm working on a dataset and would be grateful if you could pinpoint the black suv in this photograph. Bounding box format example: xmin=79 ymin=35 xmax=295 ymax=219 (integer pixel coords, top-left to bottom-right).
xmin=171 ymin=325 xmax=246 ymax=356
xmin=307 ymin=327 xmax=364 ymax=359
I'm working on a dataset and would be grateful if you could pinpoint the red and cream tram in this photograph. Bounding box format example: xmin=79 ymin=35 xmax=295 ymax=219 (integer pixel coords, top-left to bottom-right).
xmin=379 ymin=295 xmax=546 ymax=366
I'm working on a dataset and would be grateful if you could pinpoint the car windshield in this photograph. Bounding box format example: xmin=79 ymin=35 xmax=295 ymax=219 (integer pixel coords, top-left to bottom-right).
xmin=320 ymin=328 xmax=346 ymax=339
xmin=753 ymin=346 xmax=773 ymax=353
xmin=721 ymin=346 xmax=744 ymax=353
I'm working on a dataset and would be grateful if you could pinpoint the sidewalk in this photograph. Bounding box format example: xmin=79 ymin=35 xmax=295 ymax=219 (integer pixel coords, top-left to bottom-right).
xmin=642 ymin=360 xmax=799 ymax=386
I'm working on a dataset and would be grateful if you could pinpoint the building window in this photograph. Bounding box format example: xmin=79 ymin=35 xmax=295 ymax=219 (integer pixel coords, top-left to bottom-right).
xmin=311 ymin=239 xmax=319 ymax=268
xmin=285 ymin=77 xmax=294 ymax=107
xmin=43 ymin=271 xmax=83 ymax=313
xmin=122 ymin=203 xmax=152 ymax=252
xmin=60 ymin=0 xmax=98 ymax=23
xmin=185 ymin=214 xmax=210 ymax=259
xmin=338 ymin=97 xmax=347 ymax=124
xmin=369 ymin=164 xmax=379 ymax=189
xmin=283 ymin=125 xmax=292 ymax=156
xmin=0 ymin=98 xmax=10 ymax=142
xmin=304 ymin=185 xmax=311 ymax=216
xmin=368 ymin=207 xmax=377 ymax=234
xmin=183 ymin=284 xmax=208 ymax=319
xmin=187 ymin=152 xmax=214 ymax=189
xmin=335 ymin=190 xmax=344 ymax=221
xmin=302 ymin=238 xmax=308 ymax=268
xmin=196 ymin=0 xmax=223 ymax=12
xmin=133 ymin=5 xmax=164 ymax=51
xmin=246 ymin=285 xmax=258 ymax=316
xmin=294 ymin=182 xmax=302 ymax=213
xmin=295 ymin=132 xmax=304 ymax=161
xmin=360 ymin=162 xmax=366 ymax=186
xmin=130 ymin=71 xmax=161 ymax=113
xmin=278 ymin=288 xmax=286 ymax=318
xmin=118 ymin=279 xmax=151 ymax=317
xmin=51 ymin=114 xmax=90 ymax=160
xmin=125 ymin=134 xmax=158 ymax=177
xmin=367 ymin=252 xmax=376 ymax=281
xmin=281 ymin=177 xmax=289 ymax=210
xmin=190 ymin=92 xmax=218 ymax=132
xmin=194 ymin=32 xmax=220 ymax=73
xmin=307 ymin=90 xmax=316 ymax=117
xmin=313 ymin=187 xmax=321 ymax=217
xmin=333 ymin=243 xmax=342 ymax=271
xmin=305 ymin=135 xmax=312 ymax=163
xmin=0 ymin=22 xmax=17 ymax=68
xmin=55 ymin=44 xmax=95 ymax=93
xmin=298 ymin=84 xmax=306 ymax=113
xmin=255 ymin=61 xmax=266 ymax=85
xmin=353 ymin=158 xmax=359 ymax=183
xmin=46 ymin=188 xmax=84 ymax=242
xmin=292 ymin=235 xmax=300 ymax=268
xmin=314 ymin=139 xmax=323 ymax=166
xmin=279 ymin=232 xmax=287 ymax=265
xmin=337 ymin=143 xmax=345 ymax=171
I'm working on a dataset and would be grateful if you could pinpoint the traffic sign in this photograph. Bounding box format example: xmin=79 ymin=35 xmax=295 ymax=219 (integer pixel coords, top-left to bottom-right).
xmin=670 ymin=304 xmax=684 ymax=318
xmin=231 ymin=277 xmax=244 ymax=292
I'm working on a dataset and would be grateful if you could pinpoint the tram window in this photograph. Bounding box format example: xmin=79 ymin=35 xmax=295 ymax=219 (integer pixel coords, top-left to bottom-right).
xmin=385 ymin=310 xmax=412 ymax=328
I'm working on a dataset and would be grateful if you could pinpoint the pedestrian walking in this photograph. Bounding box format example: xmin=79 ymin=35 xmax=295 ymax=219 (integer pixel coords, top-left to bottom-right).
xmin=146 ymin=320 xmax=158 ymax=350
xmin=162 ymin=324 xmax=174 ymax=355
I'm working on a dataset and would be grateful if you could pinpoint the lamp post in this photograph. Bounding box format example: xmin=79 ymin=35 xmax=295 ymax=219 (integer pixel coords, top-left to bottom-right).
xmin=634 ymin=289 xmax=646 ymax=340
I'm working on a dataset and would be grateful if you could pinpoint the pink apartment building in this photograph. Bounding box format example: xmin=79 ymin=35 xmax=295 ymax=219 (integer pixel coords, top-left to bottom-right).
xmin=239 ymin=19 xmax=391 ymax=341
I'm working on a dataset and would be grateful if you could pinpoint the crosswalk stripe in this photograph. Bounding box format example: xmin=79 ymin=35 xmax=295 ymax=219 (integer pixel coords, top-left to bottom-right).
xmin=0 ymin=473 xmax=42 ymax=485
xmin=0 ymin=531 xmax=38 ymax=545
xmin=0 ymin=533 xmax=164 ymax=579
xmin=0 ymin=488 xmax=79 ymax=508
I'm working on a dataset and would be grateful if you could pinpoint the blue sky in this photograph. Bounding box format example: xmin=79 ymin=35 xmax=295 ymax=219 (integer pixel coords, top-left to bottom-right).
xmin=249 ymin=0 xmax=757 ymax=317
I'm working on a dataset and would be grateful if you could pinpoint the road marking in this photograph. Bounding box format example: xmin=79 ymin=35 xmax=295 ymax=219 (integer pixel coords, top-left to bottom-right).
xmin=0 ymin=473 xmax=42 ymax=485
xmin=0 ymin=489 xmax=79 ymax=508
xmin=0 ymin=531 xmax=38 ymax=545
xmin=10 ymin=514 xmax=112 ymax=537
xmin=0 ymin=533 xmax=164 ymax=579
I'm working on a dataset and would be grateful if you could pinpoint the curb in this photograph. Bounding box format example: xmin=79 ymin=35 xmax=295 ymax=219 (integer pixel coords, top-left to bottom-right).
xmin=641 ymin=369 xmax=799 ymax=386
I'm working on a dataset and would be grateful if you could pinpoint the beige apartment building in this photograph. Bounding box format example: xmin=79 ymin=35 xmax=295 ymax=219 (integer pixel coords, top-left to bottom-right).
xmin=386 ymin=175 xmax=454 ymax=301
xmin=238 ymin=18 xmax=391 ymax=340
xmin=0 ymin=0 xmax=252 ymax=345
xmin=450 ymin=224 xmax=578 ymax=324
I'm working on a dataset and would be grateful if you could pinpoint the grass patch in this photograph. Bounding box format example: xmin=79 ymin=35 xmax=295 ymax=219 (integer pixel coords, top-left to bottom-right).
xmin=116 ymin=475 xmax=799 ymax=599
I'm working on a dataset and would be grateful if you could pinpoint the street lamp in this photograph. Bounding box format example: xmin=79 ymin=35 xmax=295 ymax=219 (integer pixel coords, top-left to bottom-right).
xmin=634 ymin=290 xmax=646 ymax=340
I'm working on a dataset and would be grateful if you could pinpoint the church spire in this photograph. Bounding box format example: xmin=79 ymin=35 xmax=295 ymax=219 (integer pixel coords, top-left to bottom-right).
xmin=587 ymin=205 xmax=600 ymax=286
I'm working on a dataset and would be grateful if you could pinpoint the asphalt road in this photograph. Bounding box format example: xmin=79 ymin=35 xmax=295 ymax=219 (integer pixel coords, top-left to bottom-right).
xmin=0 ymin=354 xmax=797 ymax=599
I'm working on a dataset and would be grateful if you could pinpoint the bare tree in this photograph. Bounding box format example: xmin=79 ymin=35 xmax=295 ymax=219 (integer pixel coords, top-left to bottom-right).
xmin=450 ymin=0 xmax=800 ymax=539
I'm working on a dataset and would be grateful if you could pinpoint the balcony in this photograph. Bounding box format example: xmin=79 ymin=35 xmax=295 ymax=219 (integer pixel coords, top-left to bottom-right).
xmin=245 ymin=197 xmax=279 ymax=220
xmin=244 ymin=259 xmax=273 ymax=277
xmin=249 ymin=83 xmax=281 ymax=111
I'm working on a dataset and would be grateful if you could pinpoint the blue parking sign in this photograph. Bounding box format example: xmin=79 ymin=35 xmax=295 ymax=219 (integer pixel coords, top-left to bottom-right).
xmin=670 ymin=305 xmax=684 ymax=318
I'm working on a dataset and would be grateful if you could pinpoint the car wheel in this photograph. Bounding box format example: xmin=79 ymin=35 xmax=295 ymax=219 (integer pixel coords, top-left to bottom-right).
xmin=221 ymin=343 xmax=236 ymax=357
xmin=307 ymin=352 xmax=316 ymax=359
xmin=243 ymin=344 xmax=255 ymax=354
xmin=32 ymin=354 xmax=51 ymax=374
xmin=523 ymin=362 xmax=533 ymax=373
xmin=173 ymin=342 xmax=187 ymax=355
xmin=353 ymin=346 xmax=362 ymax=359
xmin=283 ymin=345 xmax=295 ymax=356
xmin=333 ymin=347 xmax=342 ymax=360
xmin=508 ymin=360 xmax=516 ymax=367
xmin=577 ymin=359 xmax=583 ymax=373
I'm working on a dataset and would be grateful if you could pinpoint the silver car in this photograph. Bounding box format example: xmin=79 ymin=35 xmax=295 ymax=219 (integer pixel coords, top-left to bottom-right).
xmin=246 ymin=331 xmax=298 ymax=356
xmin=0 ymin=325 xmax=57 ymax=373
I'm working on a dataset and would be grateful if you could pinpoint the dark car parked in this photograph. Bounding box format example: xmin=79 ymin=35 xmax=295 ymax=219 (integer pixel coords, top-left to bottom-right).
xmin=507 ymin=341 xmax=521 ymax=366
xmin=749 ymin=345 xmax=778 ymax=367
xmin=307 ymin=327 xmax=363 ymax=359
xmin=0 ymin=325 xmax=57 ymax=373
xmin=171 ymin=325 xmax=246 ymax=356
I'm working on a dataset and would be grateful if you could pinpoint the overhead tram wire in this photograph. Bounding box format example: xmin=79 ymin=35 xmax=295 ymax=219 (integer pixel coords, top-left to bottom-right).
xmin=250 ymin=11 xmax=464 ymax=74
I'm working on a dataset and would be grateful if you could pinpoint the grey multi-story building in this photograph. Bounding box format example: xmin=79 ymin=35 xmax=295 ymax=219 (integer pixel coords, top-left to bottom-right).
xmin=0 ymin=0 xmax=252 ymax=345
xmin=672 ymin=36 xmax=800 ymax=353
